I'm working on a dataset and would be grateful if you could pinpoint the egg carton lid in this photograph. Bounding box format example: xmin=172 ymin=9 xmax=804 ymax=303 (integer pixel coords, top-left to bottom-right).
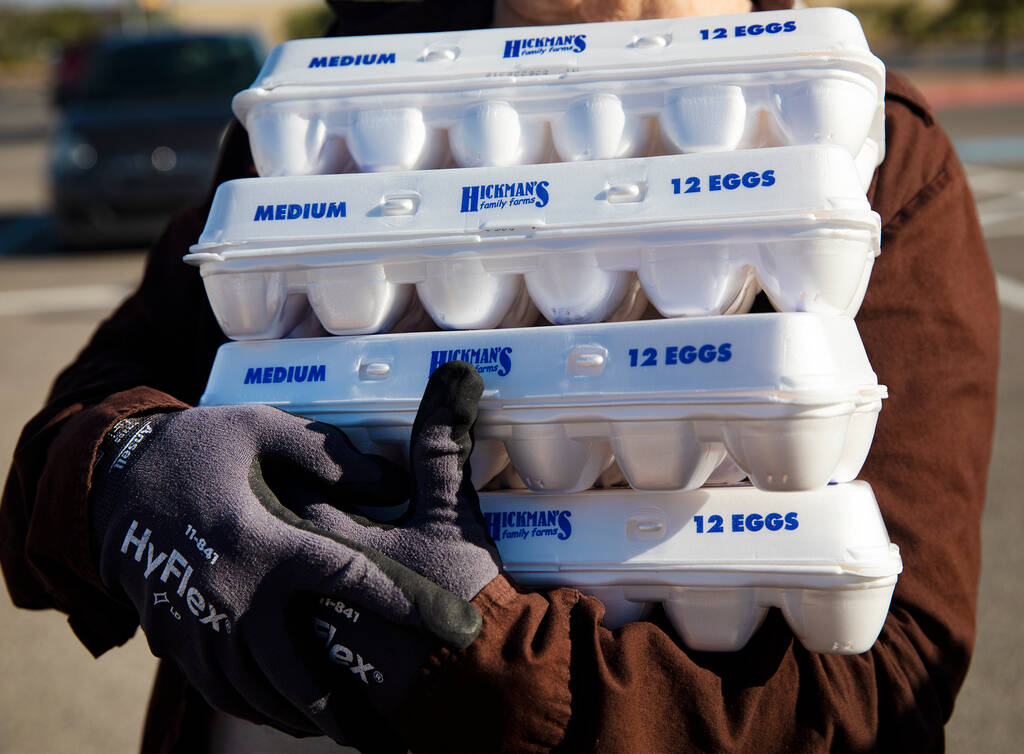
xmin=479 ymin=481 xmax=903 ymax=584
xmin=233 ymin=8 xmax=883 ymax=107
xmin=199 ymin=313 xmax=887 ymax=420
xmin=187 ymin=146 xmax=878 ymax=266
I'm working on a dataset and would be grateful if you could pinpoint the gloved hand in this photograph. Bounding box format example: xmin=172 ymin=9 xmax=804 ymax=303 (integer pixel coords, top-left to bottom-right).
xmin=89 ymin=361 xmax=500 ymax=745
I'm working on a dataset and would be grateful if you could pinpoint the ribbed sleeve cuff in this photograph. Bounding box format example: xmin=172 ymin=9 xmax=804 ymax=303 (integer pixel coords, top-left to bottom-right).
xmin=34 ymin=387 xmax=189 ymax=655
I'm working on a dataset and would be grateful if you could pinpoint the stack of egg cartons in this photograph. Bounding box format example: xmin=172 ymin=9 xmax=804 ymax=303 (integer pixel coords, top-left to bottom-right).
xmin=194 ymin=8 xmax=902 ymax=655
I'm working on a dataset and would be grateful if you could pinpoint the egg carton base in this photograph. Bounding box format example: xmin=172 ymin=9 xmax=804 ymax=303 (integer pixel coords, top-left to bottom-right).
xmin=200 ymin=233 xmax=876 ymax=339
xmin=314 ymin=404 xmax=880 ymax=493
xmin=512 ymin=579 xmax=897 ymax=654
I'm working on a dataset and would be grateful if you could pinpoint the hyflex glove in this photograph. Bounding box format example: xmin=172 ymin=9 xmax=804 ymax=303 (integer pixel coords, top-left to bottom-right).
xmin=88 ymin=361 xmax=500 ymax=743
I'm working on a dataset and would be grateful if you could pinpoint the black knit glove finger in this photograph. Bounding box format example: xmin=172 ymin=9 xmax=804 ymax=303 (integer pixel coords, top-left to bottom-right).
xmin=292 ymin=361 xmax=502 ymax=740
xmin=294 ymin=359 xmax=501 ymax=602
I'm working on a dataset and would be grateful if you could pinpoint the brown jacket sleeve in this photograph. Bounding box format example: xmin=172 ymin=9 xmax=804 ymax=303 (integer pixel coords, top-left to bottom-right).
xmin=397 ymin=72 xmax=999 ymax=753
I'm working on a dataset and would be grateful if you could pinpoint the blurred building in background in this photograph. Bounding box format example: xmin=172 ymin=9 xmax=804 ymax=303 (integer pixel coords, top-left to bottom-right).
xmin=149 ymin=0 xmax=330 ymax=46
xmin=0 ymin=0 xmax=328 ymax=73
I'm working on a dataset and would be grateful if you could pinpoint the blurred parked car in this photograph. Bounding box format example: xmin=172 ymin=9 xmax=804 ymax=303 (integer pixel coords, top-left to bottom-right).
xmin=52 ymin=39 xmax=99 ymax=108
xmin=50 ymin=30 xmax=262 ymax=248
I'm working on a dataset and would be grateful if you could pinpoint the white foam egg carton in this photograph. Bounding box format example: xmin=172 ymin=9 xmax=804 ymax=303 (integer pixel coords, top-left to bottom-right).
xmin=233 ymin=8 xmax=884 ymax=188
xmin=199 ymin=314 xmax=887 ymax=493
xmin=187 ymin=147 xmax=880 ymax=339
xmin=479 ymin=482 xmax=902 ymax=654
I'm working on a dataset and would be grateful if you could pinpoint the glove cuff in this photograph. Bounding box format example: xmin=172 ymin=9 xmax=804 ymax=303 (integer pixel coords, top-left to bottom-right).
xmin=89 ymin=412 xmax=173 ymax=575
xmin=94 ymin=413 xmax=172 ymax=472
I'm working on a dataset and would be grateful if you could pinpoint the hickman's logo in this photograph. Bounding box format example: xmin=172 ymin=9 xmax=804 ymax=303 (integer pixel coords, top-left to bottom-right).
xmin=502 ymin=34 xmax=587 ymax=58
xmin=253 ymin=202 xmax=345 ymax=222
xmin=485 ymin=509 xmax=573 ymax=541
xmin=244 ymin=364 xmax=326 ymax=385
xmin=429 ymin=347 xmax=512 ymax=377
xmin=460 ymin=180 xmax=549 ymax=213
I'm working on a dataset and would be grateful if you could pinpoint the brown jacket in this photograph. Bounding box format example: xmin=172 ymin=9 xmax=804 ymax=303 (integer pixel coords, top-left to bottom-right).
xmin=0 ymin=71 xmax=999 ymax=752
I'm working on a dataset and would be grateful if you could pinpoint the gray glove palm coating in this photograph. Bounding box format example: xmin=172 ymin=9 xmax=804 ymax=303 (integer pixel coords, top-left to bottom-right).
xmin=89 ymin=361 xmax=500 ymax=742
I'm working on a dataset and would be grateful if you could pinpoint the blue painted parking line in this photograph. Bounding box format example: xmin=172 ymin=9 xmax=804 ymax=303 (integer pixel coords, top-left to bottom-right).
xmin=954 ymin=137 xmax=1024 ymax=165
xmin=0 ymin=214 xmax=52 ymax=256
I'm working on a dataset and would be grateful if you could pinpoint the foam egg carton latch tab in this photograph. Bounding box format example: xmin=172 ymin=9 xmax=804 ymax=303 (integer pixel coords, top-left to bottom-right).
xmin=233 ymin=8 xmax=885 ymax=188
xmin=187 ymin=147 xmax=881 ymax=339
xmin=199 ymin=314 xmax=887 ymax=493
xmin=479 ymin=482 xmax=902 ymax=654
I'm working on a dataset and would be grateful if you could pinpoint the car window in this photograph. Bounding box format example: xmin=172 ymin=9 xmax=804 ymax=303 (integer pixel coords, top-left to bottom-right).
xmin=79 ymin=36 xmax=260 ymax=101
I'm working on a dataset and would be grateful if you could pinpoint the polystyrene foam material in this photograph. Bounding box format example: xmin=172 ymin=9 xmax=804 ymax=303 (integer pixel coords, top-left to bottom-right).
xmin=198 ymin=314 xmax=887 ymax=493
xmin=478 ymin=482 xmax=902 ymax=653
xmin=233 ymin=8 xmax=885 ymax=188
xmin=187 ymin=146 xmax=880 ymax=339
